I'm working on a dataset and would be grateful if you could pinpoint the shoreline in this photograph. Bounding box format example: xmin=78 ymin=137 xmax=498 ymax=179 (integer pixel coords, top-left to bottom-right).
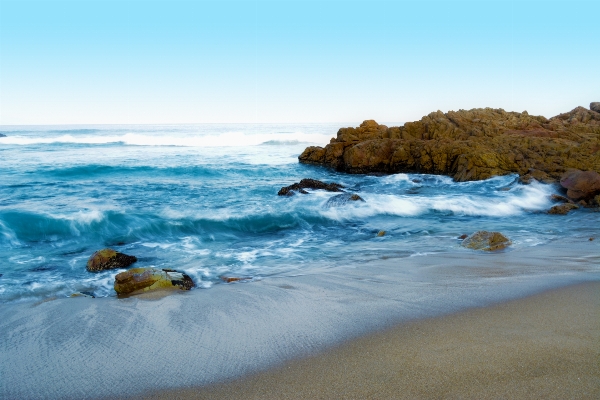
xmin=138 ymin=281 xmax=600 ymax=400
xmin=1 ymin=240 xmax=599 ymax=399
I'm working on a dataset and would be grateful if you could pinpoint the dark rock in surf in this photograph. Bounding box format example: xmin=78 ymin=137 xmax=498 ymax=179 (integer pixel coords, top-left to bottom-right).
xmin=548 ymin=203 xmax=579 ymax=215
xmin=324 ymin=193 xmax=365 ymax=207
xmin=114 ymin=268 xmax=194 ymax=296
xmin=0 ymin=133 xmax=5 ymax=138
xmin=278 ymin=178 xmax=345 ymax=196
xmin=86 ymin=248 xmax=137 ymax=272
xmin=559 ymin=169 xmax=600 ymax=201
xmin=461 ymin=231 xmax=511 ymax=251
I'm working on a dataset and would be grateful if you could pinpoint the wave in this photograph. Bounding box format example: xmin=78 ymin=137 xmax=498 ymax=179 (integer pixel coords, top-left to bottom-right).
xmin=319 ymin=180 xmax=554 ymax=219
xmin=0 ymin=131 xmax=333 ymax=147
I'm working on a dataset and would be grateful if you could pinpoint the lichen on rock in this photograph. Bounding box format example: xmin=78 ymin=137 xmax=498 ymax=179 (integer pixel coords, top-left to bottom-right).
xmin=299 ymin=106 xmax=600 ymax=182
xmin=86 ymin=248 xmax=137 ymax=272
xmin=114 ymin=267 xmax=195 ymax=296
xmin=461 ymin=231 xmax=511 ymax=251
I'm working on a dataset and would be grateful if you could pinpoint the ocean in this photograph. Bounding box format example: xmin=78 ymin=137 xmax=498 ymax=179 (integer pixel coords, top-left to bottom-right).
xmin=1 ymin=123 xmax=599 ymax=303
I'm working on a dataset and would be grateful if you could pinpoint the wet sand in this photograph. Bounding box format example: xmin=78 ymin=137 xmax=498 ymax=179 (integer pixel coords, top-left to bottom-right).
xmin=1 ymin=240 xmax=599 ymax=399
xmin=140 ymin=282 xmax=600 ymax=400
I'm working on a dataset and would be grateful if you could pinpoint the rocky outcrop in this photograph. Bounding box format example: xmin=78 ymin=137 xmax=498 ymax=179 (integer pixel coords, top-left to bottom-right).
xmin=278 ymin=178 xmax=344 ymax=196
xmin=548 ymin=203 xmax=579 ymax=215
xmin=324 ymin=193 xmax=365 ymax=207
xmin=559 ymin=169 xmax=600 ymax=201
xmin=591 ymin=102 xmax=600 ymax=113
xmin=86 ymin=249 xmax=137 ymax=272
xmin=461 ymin=231 xmax=511 ymax=251
xmin=114 ymin=268 xmax=194 ymax=296
xmin=299 ymin=106 xmax=600 ymax=182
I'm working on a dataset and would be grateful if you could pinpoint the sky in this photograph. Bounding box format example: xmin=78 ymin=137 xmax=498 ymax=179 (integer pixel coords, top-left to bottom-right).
xmin=0 ymin=0 xmax=599 ymax=125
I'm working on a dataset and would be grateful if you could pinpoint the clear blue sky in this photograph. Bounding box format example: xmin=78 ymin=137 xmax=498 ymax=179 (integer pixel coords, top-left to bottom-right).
xmin=1 ymin=0 xmax=598 ymax=124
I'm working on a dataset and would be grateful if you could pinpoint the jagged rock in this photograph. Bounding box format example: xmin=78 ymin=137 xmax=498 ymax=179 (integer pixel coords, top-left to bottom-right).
xmin=114 ymin=268 xmax=194 ymax=296
xmin=278 ymin=178 xmax=344 ymax=196
xmin=461 ymin=231 xmax=511 ymax=251
xmin=324 ymin=193 xmax=365 ymax=207
xmin=86 ymin=248 xmax=137 ymax=272
xmin=559 ymin=169 xmax=600 ymax=201
xmin=377 ymin=231 xmax=386 ymax=237
xmin=548 ymin=203 xmax=579 ymax=215
xmin=591 ymin=102 xmax=600 ymax=113
xmin=299 ymin=107 xmax=600 ymax=182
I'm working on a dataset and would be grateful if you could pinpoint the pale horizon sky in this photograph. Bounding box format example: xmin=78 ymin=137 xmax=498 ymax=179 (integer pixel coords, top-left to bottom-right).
xmin=1 ymin=0 xmax=598 ymax=125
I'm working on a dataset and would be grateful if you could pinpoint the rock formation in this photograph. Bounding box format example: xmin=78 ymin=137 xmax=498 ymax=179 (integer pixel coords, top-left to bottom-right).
xmin=114 ymin=268 xmax=195 ymax=296
xmin=299 ymin=105 xmax=600 ymax=182
xmin=461 ymin=231 xmax=511 ymax=251
xmin=0 ymin=133 xmax=5 ymax=138
xmin=86 ymin=249 xmax=137 ymax=272
xmin=278 ymin=178 xmax=344 ymax=196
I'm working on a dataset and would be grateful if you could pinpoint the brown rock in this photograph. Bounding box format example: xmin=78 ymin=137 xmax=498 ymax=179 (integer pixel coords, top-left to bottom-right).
xmin=560 ymin=170 xmax=600 ymax=201
xmin=458 ymin=234 xmax=468 ymax=240
xmin=86 ymin=248 xmax=137 ymax=272
xmin=461 ymin=231 xmax=511 ymax=251
xmin=377 ymin=231 xmax=386 ymax=237
xmin=548 ymin=203 xmax=579 ymax=215
xmin=299 ymin=107 xmax=600 ymax=182
xmin=114 ymin=268 xmax=194 ymax=296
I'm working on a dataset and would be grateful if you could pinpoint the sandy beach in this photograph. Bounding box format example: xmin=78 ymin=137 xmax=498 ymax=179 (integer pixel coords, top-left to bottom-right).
xmin=143 ymin=281 xmax=599 ymax=400
xmin=1 ymin=240 xmax=599 ymax=399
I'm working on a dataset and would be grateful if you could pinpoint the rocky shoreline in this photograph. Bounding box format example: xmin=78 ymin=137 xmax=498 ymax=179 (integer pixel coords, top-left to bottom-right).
xmin=299 ymin=103 xmax=600 ymax=184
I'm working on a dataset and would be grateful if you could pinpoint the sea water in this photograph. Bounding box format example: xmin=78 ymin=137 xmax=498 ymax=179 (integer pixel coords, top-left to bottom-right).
xmin=1 ymin=124 xmax=599 ymax=302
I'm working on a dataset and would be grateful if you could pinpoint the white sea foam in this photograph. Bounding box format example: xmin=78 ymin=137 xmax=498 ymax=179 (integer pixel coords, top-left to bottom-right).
xmin=319 ymin=180 xmax=553 ymax=220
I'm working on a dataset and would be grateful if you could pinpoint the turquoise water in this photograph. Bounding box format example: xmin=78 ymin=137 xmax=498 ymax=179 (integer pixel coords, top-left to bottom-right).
xmin=1 ymin=124 xmax=598 ymax=302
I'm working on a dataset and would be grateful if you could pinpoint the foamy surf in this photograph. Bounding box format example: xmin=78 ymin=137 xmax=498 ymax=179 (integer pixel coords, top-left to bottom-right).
xmin=1 ymin=124 xmax=598 ymax=302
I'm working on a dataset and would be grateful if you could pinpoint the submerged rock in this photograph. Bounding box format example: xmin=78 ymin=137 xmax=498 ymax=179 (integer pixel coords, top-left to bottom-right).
xmin=559 ymin=169 xmax=600 ymax=201
xmin=324 ymin=193 xmax=365 ymax=207
xmin=461 ymin=231 xmax=511 ymax=251
xmin=548 ymin=203 xmax=579 ymax=215
xmin=86 ymin=248 xmax=137 ymax=272
xmin=377 ymin=230 xmax=386 ymax=237
xmin=278 ymin=178 xmax=345 ymax=196
xmin=114 ymin=268 xmax=194 ymax=296
xmin=0 ymin=133 xmax=5 ymax=138
xmin=299 ymin=106 xmax=600 ymax=182
xmin=69 ymin=291 xmax=95 ymax=298
xmin=220 ymin=276 xmax=252 ymax=283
